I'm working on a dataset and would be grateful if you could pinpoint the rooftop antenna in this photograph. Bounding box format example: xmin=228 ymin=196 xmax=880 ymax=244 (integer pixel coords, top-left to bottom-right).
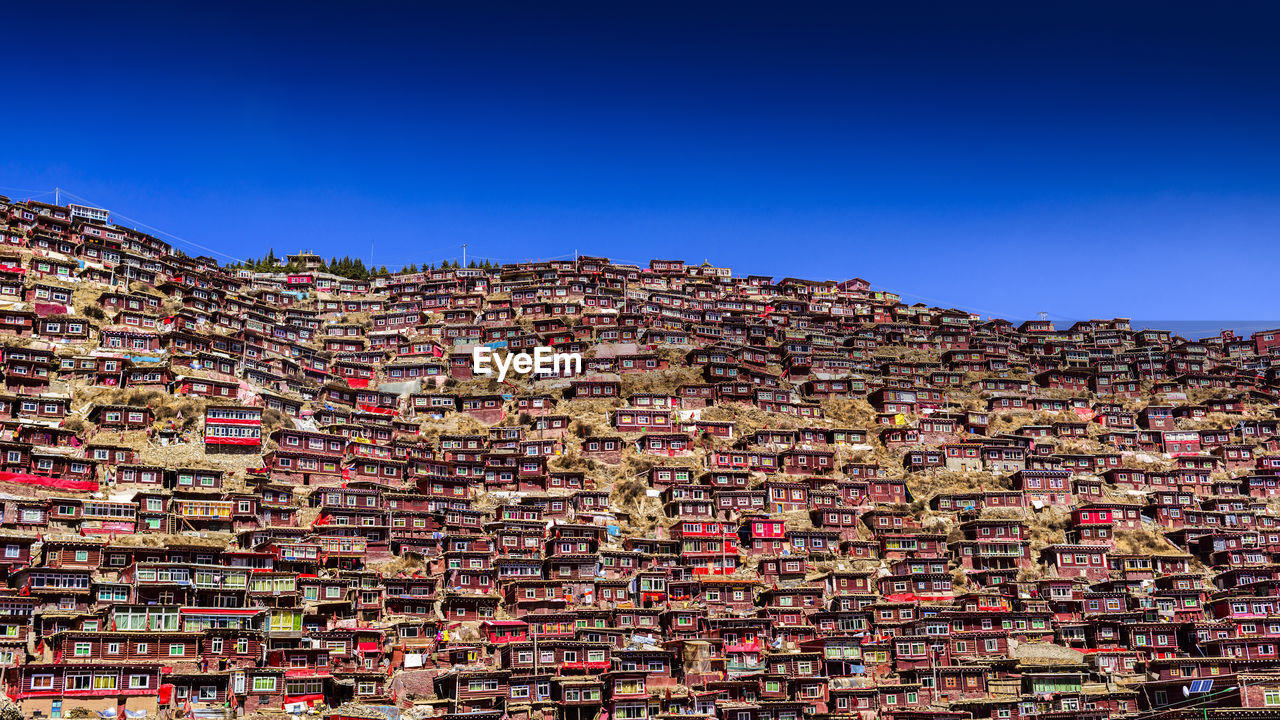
xmin=462 ymin=243 xmax=467 ymax=267
xmin=1038 ymin=312 xmax=1048 ymax=322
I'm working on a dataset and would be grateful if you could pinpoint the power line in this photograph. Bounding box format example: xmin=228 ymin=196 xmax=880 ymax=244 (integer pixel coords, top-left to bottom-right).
xmin=55 ymin=189 xmax=250 ymax=264
xmin=0 ymin=185 xmax=56 ymax=198
xmin=464 ymin=252 xmax=577 ymax=263
xmin=1119 ymin=684 xmax=1241 ymax=720
xmin=0 ymin=193 xmax=1108 ymax=324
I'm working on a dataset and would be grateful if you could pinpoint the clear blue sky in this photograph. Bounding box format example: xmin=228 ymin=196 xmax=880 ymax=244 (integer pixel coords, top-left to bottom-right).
xmin=2 ymin=1 xmax=1278 ymax=321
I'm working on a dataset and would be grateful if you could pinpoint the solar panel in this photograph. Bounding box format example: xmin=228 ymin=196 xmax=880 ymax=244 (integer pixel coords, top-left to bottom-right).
xmin=1189 ymin=679 xmax=1214 ymax=694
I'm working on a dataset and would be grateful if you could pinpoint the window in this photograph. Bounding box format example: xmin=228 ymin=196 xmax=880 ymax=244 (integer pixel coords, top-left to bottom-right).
xmin=66 ymin=673 xmax=92 ymax=691
xmin=31 ymin=674 xmax=54 ymax=690
xmin=169 ymin=643 xmax=186 ymax=656
xmin=94 ymin=674 xmax=118 ymax=690
xmin=129 ymin=675 xmax=150 ymax=689
xmin=254 ymin=676 xmax=277 ymax=692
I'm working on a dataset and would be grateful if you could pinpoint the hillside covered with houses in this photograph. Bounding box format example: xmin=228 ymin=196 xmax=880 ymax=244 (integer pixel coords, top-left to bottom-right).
xmin=0 ymin=196 xmax=1278 ymax=720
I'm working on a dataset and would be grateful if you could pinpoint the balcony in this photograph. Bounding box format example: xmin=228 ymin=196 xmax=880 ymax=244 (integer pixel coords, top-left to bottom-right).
xmin=725 ymin=660 xmax=763 ymax=676
xmin=974 ymin=544 xmax=1027 ymax=558
xmin=174 ymin=500 xmax=234 ymax=519
xmin=723 ymin=639 xmax=763 ymax=653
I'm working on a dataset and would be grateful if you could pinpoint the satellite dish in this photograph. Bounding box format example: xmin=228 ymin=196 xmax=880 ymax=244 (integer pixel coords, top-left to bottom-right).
xmin=1182 ymin=686 xmax=1190 ymax=697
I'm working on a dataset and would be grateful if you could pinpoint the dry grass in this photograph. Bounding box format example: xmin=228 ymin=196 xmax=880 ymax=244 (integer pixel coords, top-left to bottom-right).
xmin=701 ymin=402 xmax=806 ymax=437
xmin=620 ymin=365 xmax=704 ymax=396
xmin=1113 ymin=528 xmax=1180 ymax=555
xmin=820 ymin=397 xmax=877 ymax=426
xmin=1026 ymin=507 xmax=1069 ymax=554
xmin=261 ymin=407 xmax=294 ymax=433
xmin=109 ymin=532 xmax=232 ymax=548
xmin=415 ymin=412 xmax=488 ymax=446
xmin=907 ymin=470 xmax=1008 ymax=502
xmin=374 ymin=552 xmax=430 ymax=575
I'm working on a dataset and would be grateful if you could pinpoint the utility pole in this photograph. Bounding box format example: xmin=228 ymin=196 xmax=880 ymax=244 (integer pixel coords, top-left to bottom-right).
xmin=720 ymin=520 xmax=727 ymax=576
xmin=931 ymin=646 xmax=939 ymax=705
